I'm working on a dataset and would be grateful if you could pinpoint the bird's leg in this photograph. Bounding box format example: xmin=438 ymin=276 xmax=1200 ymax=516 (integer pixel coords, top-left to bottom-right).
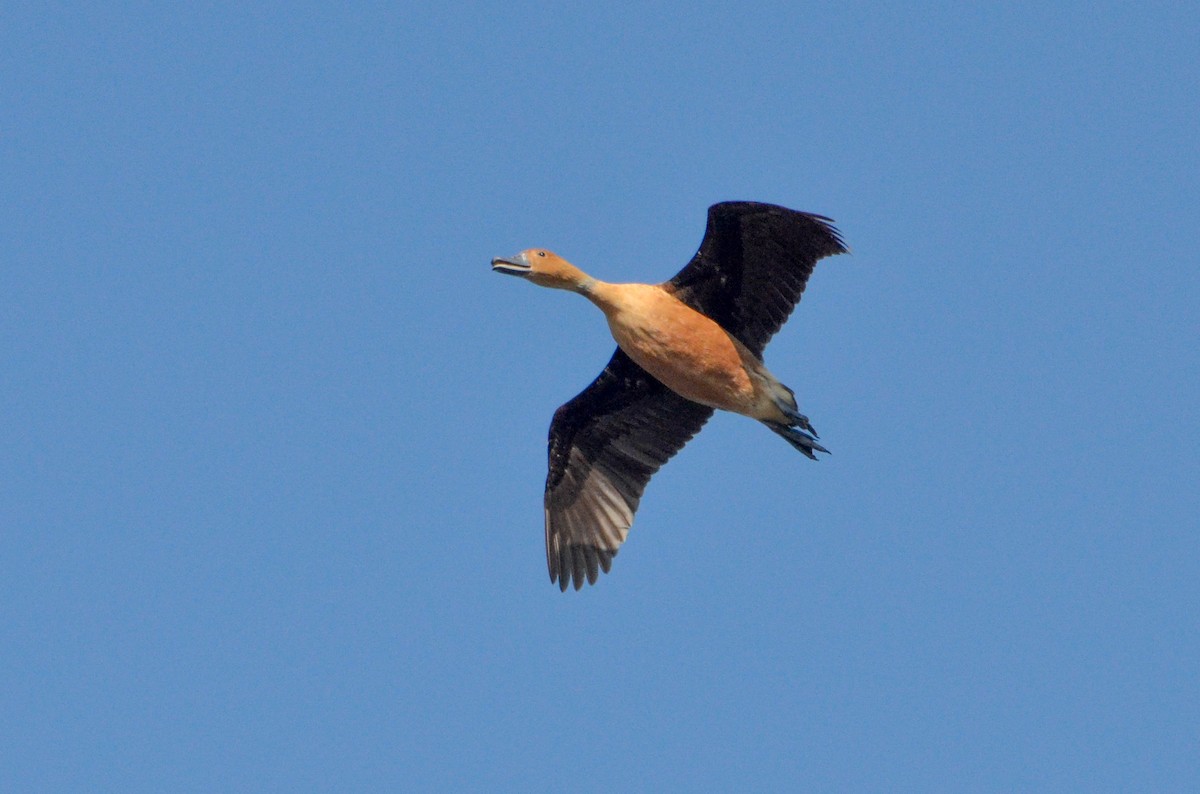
xmin=764 ymin=421 xmax=830 ymax=460
xmin=789 ymin=411 xmax=819 ymax=438
xmin=767 ymin=383 xmax=820 ymax=438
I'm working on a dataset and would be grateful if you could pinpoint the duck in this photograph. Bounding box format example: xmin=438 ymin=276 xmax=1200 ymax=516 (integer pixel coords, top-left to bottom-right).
xmin=492 ymin=201 xmax=847 ymax=591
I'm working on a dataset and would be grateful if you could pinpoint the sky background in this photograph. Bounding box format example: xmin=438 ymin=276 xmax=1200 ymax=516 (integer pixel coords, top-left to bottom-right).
xmin=3 ymin=2 xmax=1198 ymax=791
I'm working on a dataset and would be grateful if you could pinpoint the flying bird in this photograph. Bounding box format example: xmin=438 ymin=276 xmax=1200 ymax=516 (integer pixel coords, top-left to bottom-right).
xmin=492 ymin=201 xmax=847 ymax=590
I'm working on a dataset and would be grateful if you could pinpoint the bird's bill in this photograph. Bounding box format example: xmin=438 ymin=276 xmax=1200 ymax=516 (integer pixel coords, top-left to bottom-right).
xmin=491 ymin=252 xmax=533 ymax=277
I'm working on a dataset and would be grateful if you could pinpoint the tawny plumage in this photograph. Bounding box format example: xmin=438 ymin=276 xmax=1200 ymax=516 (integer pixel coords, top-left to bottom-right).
xmin=492 ymin=202 xmax=847 ymax=590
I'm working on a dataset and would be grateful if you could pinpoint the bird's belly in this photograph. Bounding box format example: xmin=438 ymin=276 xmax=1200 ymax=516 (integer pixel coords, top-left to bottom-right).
xmin=608 ymin=312 xmax=755 ymax=412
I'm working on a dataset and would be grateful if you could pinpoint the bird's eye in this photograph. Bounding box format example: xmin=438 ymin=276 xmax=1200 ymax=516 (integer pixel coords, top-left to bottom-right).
xmin=537 ymin=251 xmax=546 ymax=257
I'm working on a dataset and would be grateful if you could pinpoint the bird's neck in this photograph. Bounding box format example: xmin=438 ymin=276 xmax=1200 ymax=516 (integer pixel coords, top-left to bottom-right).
xmin=578 ymin=278 xmax=622 ymax=314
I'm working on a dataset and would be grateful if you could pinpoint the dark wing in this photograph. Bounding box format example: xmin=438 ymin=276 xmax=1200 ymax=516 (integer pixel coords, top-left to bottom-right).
xmin=665 ymin=202 xmax=847 ymax=357
xmin=545 ymin=349 xmax=714 ymax=591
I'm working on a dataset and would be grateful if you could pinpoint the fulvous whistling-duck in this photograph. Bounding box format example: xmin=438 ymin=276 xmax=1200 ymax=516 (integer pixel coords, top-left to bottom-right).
xmin=492 ymin=201 xmax=847 ymax=590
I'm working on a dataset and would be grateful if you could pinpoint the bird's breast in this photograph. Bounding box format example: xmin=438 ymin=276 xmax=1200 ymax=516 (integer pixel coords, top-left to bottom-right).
xmin=602 ymin=287 xmax=756 ymax=412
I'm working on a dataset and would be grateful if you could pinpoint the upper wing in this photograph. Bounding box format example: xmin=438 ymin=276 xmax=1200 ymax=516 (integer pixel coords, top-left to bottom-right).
xmin=664 ymin=202 xmax=847 ymax=357
xmin=544 ymin=349 xmax=714 ymax=591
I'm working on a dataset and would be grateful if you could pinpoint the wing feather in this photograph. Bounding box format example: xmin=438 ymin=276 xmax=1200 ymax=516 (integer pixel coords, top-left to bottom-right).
xmin=664 ymin=202 xmax=847 ymax=357
xmin=544 ymin=350 xmax=713 ymax=590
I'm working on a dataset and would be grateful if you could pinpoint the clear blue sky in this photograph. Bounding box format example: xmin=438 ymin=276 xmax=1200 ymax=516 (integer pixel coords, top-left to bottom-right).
xmin=4 ymin=3 xmax=1197 ymax=791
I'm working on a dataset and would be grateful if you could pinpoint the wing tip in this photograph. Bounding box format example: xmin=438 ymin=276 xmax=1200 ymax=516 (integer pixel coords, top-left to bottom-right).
xmin=548 ymin=544 xmax=618 ymax=592
xmin=810 ymin=213 xmax=850 ymax=257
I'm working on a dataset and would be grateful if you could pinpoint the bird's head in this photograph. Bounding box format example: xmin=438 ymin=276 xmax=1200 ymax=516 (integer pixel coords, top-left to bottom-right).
xmin=491 ymin=249 xmax=591 ymax=292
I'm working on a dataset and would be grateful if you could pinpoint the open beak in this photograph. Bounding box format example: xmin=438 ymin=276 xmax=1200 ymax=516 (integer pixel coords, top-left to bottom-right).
xmin=491 ymin=251 xmax=533 ymax=277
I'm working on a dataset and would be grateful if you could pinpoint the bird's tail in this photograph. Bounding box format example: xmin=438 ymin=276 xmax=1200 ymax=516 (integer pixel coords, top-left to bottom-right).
xmin=764 ymin=421 xmax=830 ymax=459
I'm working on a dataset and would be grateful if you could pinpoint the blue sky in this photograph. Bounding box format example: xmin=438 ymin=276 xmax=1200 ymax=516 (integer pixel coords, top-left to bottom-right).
xmin=3 ymin=2 xmax=1197 ymax=790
